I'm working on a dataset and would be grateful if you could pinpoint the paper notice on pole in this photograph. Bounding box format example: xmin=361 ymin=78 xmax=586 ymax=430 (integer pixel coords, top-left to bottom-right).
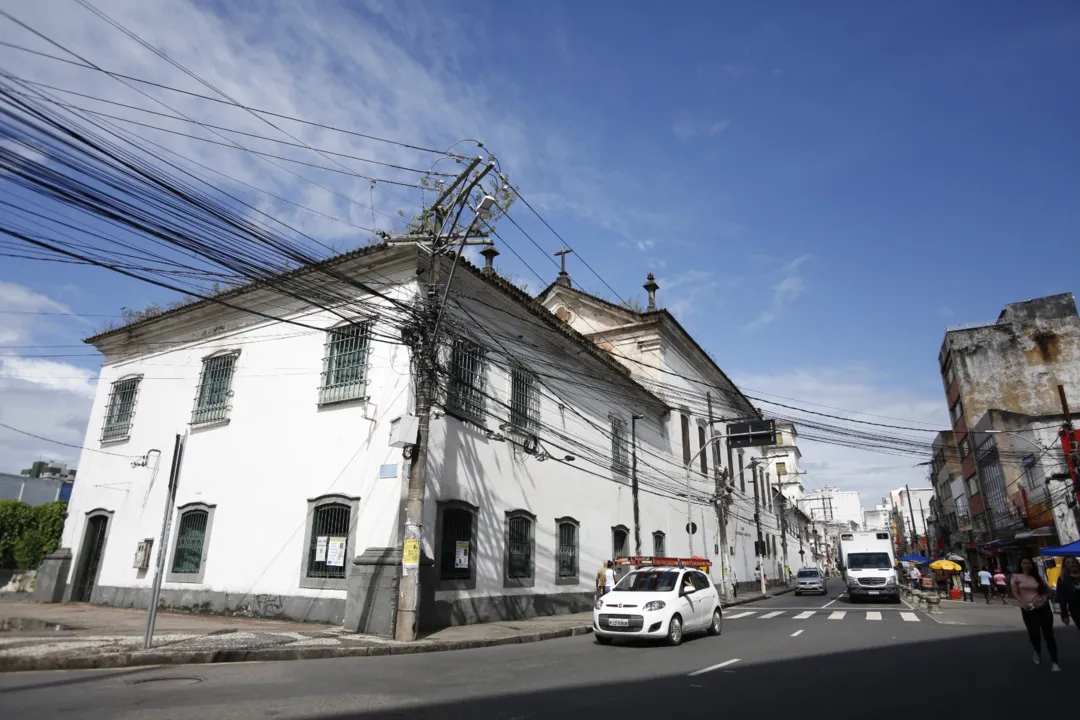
xmin=326 ymin=537 xmax=346 ymax=567
xmin=403 ymin=538 xmax=420 ymax=568
xmin=454 ymin=541 xmax=470 ymax=569
xmin=315 ymin=536 xmax=328 ymax=562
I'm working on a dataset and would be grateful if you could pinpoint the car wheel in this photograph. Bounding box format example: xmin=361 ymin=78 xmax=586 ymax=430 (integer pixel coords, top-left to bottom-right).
xmin=795 ymin=591 xmax=801 ymax=596
xmin=708 ymin=608 xmax=722 ymax=636
xmin=666 ymin=614 xmax=683 ymax=646
xmin=595 ymin=635 xmax=613 ymax=646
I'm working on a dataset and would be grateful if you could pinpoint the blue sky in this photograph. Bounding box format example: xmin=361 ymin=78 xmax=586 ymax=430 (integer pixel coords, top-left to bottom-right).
xmin=1 ymin=0 xmax=1078 ymax=502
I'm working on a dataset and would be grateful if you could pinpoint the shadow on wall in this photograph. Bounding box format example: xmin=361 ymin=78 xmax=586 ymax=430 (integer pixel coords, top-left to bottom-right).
xmin=303 ymin=628 xmax=1063 ymax=719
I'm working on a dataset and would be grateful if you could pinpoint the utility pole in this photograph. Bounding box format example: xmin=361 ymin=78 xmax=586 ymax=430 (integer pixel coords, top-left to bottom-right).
xmin=918 ymin=498 xmax=928 ymax=553
xmin=144 ymin=435 xmax=182 ymax=649
xmin=779 ymin=492 xmax=789 ymax=582
xmin=752 ymin=460 xmax=766 ymax=594
xmin=395 ymin=158 xmax=486 ymax=643
xmin=905 ymin=484 xmax=919 ymax=553
xmin=707 ymin=393 xmax=730 ymax=600
xmin=631 ymin=414 xmax=643 ymax=555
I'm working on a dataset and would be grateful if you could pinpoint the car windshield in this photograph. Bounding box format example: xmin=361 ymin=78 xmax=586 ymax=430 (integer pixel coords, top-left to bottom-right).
xmin=847 ymin=552 xmax=892 ymax=570
xmin=797 ymin=570 xmax=821 ymax=578
xmin=615 ymin=570 xmax=679 ymax=592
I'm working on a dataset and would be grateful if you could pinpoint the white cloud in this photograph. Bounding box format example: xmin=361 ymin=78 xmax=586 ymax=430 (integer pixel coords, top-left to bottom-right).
xmin=0 ymin=282 xmax=98 ymax=473
xmin=673 ymin=118 xmax=731 ymax=140
xmin=636 ymin=239 xmax=655 ymax=251
xmin=744 ymin=255 xmax=810 ymax=330
xmin=733 ymin=366 xmax=949 ymax=507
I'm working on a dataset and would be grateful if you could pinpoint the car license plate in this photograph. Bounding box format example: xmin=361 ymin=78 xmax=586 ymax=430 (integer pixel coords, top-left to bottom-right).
xmin=868 ymin=591 xmax=880 ymax=595
xmin=608 ymin=618 xmax=629 ymax=627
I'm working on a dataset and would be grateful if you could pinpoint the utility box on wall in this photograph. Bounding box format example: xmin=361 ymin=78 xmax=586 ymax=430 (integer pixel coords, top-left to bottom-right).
xmin=133 ymin=539 xmax=153 ymax=570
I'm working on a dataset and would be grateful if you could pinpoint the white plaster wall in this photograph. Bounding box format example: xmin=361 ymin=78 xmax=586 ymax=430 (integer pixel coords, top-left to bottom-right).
xmin=63 ymin=275 xmax=417 ymax=606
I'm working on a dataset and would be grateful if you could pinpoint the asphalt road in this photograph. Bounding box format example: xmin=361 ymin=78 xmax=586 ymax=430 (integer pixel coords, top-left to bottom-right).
xmin=2 ymin=578 xmax=1076 ymax=720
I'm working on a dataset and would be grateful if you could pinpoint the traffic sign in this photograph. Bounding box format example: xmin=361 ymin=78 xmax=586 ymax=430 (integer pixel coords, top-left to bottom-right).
xmin=727 ymin=419 xmax=777 ymax=449
xmin=685 ymin=522 xmax=697 ymax=535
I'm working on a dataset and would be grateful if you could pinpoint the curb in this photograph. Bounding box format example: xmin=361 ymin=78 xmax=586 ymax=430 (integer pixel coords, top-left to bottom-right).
xmin=0 ymin=625 xmax=593 ymax=673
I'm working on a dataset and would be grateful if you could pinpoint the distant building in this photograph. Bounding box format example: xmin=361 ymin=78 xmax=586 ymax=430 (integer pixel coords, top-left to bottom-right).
xmin=0 ymin=472 xmax=72 ymax=505
xmin=800 ymin=487 xmax=863 ymax=530
xmin=939 ymin=293 xmax=1080 ymax=553
xmin=763 ymin=422 xmax=804 ymax=506
xmin=863 ymin=502 xmax=891 ymax=532
xmin=891 ymin=486 xmax=934 ymax=553
xmin=21 ymin=460 xmax=77 ymax=482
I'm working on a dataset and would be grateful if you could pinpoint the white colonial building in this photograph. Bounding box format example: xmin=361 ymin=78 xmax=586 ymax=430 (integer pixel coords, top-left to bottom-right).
xmin=50 ymin=243 xmax=782 ymax=630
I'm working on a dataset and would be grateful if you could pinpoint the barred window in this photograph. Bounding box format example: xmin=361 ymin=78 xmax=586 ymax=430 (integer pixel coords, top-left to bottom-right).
xmin=612 ymin=525 xmax=629 ymax=559
xmin=653 ymin=531 xmax=666 ymax=557
xmin=191 ymin=352 xmax=238 ymax=426
xmin=698 ymin=425 xmax=708 ymax=475
xmin=556 ymin=518 xmax=579 ymax=581
xmin=167 ymin=502 xmax=215 ymax=583
xmin=171 ymin=510 xmax=208 ymax=574
xmin=447 ymin=339 xmax=486 ymax=423
xmin=319 ymin=322 xmax=371 ymax=405
xmin=509 ymin=365 xmax=540 ymax=434
xmin=611 ymin=416 xmax=628 ymax=474
xmin=101 ymin=376 xmax=140 ymax=442
xmin=506 ymin=512 xmax=534 ymax=582
xmin=306 ymin=503 xmax=351 ymax=580
xmin=440 ymin=506 xmax=474 ymax=581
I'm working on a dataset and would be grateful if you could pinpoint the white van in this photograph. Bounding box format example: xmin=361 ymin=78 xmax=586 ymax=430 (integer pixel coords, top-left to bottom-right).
xmin=838 ymin=531 xmax=900 ymax=603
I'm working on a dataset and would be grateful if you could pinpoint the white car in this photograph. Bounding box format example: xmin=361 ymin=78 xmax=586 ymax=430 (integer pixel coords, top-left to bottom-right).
xmin=593 ymin=567 xmax=722 ymax=646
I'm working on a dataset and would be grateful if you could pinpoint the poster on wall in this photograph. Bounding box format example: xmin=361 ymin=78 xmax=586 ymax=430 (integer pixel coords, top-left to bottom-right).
xmin=326 ymin=537 xmax=347 ymax=567
xmin=454 ymin=541 xmax=470 ymax=569
xmin=315 ymin=536 xmax=328 ymax=562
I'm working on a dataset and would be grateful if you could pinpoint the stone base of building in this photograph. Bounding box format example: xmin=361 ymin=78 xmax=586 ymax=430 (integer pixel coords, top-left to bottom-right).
xmin=91 ymin=585 xmax=346 ymax=625
xmin=431 ymin=590 xmax=594 ymax=629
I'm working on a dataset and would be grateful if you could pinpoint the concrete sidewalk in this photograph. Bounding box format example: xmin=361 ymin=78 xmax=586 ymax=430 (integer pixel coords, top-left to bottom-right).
xmin=0 ymin=586 xmax=794 ymax=673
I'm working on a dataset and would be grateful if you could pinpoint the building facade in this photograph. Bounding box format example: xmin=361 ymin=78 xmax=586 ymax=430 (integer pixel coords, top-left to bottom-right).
xmin=939 ymin=293 xmax=1080 ymax=558
xmin=54 ymin=244 xmax=772 ymax=630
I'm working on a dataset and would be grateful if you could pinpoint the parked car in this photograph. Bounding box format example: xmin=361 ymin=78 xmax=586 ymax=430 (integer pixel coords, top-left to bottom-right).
xmin=593 ymin=567 xmax=722 ymax=646
xmin=794 ymin=567 xmax=826 ymax=596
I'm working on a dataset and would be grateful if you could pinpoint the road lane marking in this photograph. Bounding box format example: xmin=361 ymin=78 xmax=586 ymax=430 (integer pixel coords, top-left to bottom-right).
xmin=794 ymin=611 xmax=815 ymax=619
xmin=759 ymin=611 xmax=784 ymax=619
xmin=726 ymin=611 xmax=755 ymax=619
xmin=822 ymin=593 xmax=844 ymax=608
xmin=866 ymin=611 xmax=882 ymax=621
xmin=828 ymin=611 xmax=846 ymax=620
xmin=688 ymin=658 xmax=741 ymax=676
xmin=900 ymin=612 xmax=919 ymax=622
xmin=791 ymin=629 xmax=804 ymax=637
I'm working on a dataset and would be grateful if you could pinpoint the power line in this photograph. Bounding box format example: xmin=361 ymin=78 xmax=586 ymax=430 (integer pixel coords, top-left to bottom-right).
xmin=0 ymin=420 xmax=139 ymax=458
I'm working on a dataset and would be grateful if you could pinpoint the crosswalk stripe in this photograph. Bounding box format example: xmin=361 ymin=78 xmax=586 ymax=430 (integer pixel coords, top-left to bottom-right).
xmin=726 ymin=611 xmax=755 ymax=619
xmin=866 ymin=611 xmax=882 ymax=621
xmin=759 ymin=611 xmax=784 ymax=619
xmin=828 ymin=611 xmax=846 ymax=620
xmin=794 ymin=611 xmax=815 ymax=619
xmin=900 ymin=612 xmax=919 ymax=622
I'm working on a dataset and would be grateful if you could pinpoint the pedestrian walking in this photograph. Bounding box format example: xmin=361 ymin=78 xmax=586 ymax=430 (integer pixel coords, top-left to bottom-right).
xmin=961 ymin=568 xmax=973 ymax=602
xmin=1057 ymin=556 xmax=1080 ymax=632
xmin=596 ymin=560 xmax=616 ymax=601
xmin=994 ymin=568 xmax=1009 ymax=604
xmin=731 ymin=569 xmax=738 ymax=599
xmin=1011 ymin=557 xmax=1060 ymax=672
xmin=978 ymin=567 xmax=993 ymax=603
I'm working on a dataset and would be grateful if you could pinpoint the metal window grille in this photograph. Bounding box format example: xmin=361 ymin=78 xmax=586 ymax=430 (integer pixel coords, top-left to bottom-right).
xmin=319 ymin=323 xmax=371 ymax=405
xmin=507 ymin=516 xmax=533 ymax=579
xmin=509 ymin=365 xmax=540 ymax=434
xmin=611 ymin=416 xmax=628 ymax=474
xmin=440 ymin=508 xmax=473 ymax=580
xmin=556 ymin=522 xmax=578 ymax=578
xmin=306 ymin=503 xmax=351 ymax=579
xmin=101 ymin=377 xmax=139 ymax=441
xmin=171 ymin=510 xmax=208 ymax=574
xmin=612 ymin=528 xmax=629 ymax=559
xmin=447 ymin=339 xmax=485 ymax=422
xmin=698 ymin=426 xmax=708 ymax=475
xmin=191 ymin=353 xmax=238 ymax=426
xmin=653 ymin=532 xmax=666 ymax=557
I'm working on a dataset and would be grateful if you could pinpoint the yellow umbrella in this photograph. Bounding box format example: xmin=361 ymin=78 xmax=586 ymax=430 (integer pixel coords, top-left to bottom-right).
xmin=930 ymin=559 xmax=962 ymax=572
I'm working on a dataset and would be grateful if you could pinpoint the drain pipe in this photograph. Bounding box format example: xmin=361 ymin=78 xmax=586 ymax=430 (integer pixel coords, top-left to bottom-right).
xmin=144 ymin=433 xmax=185 ymax=649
